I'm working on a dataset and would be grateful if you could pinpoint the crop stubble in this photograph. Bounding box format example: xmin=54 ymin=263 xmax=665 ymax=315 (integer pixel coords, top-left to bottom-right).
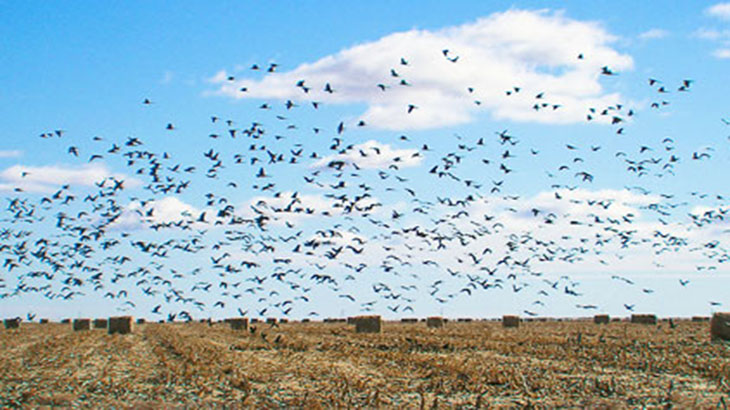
xmin=0 ymin=320 xmax=728 ymax=407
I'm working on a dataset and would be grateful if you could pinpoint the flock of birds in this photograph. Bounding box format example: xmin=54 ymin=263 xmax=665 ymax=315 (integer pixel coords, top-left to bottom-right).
xmin=2 ymin=49 xmax=729 ymax=321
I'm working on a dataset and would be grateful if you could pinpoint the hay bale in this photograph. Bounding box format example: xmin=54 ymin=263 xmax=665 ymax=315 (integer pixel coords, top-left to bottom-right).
xmin=502 ymin=315 xmax=520 ymax=328
xmin=136 ymin=318 xmax=145 ymax=324
xmin=426 ymin=316 xmax=444 ymax=328
xmin=692 ymin=316 xmax=709 ymax=322
xmin=279 ymin=318 xmax=288 ymax=324
xmin=93 ymin=319 xmax=108 ymax=329
xmin=354 ymin=315 xmax=381 ymax=333
xmin=228 ymin=318 xmax=249 ymax=331
xmin=72 ymin=319 xmax=91 ymax=331
xmin=457 ymin=318 xmax=473 ymax=322
xmin=401 ymin=318 xmax=418 ymax=323
xmin=39 ymin=318 xmax=49 ymax=324
xmin=302 ymin=318 xmax=311 ymax=323
xmin=108 ymin=316 xmax=133 ymax=335
xmin=594 ymin=314 xmax=610 ymax=325
xmin=266 ymin=318 xmax=277 ymax=325
xmin=711 ymin=312 xmax=730 ymax=342
xmin=61 ymin=318 xmax=70 ymax=324
xmin=3 ymin=318 xmax=20 ymax=329
xmin=250 ymin=318 xmax=259 ymax=323
xmin=631 ymin=314 xmax=657 ymax=325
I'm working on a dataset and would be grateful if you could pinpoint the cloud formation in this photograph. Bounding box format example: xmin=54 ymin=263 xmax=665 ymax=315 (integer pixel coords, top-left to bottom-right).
xmin=707 ymin=2 xmax=730 ymax=20
xmin=697 ymin=4 xmax=730 ymax=57
xmin=0 ymin=150 xmax=22 ymax=159
xmin=0 ymin=164 xmax=140 ymax=193
xmin=210 ymin=9 xmax=633 ymax=130
xmin=311 ymin=140 xmax=422 ymax=170
xmin=638 ymin=28 xmax=669 ymax=40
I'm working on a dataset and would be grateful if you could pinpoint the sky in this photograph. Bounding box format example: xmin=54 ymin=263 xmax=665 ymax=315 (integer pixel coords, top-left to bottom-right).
xmin=1 ymin=1 xmax=730 ymax=321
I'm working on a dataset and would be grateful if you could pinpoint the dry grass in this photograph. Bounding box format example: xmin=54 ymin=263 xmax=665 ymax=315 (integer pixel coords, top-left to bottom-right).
xmin=0 ymin=320 xmax=728 ymax=407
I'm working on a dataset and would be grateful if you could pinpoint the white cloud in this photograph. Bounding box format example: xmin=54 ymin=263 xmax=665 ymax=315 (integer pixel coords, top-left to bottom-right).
xmin=112 ymin=196 xmax=204 ymax=230
xmin=392 ymin=187 xmax=730 ymax=278
xmin=0 ymin=164 xmax=141 ymax=193
xmin=0 ymin=150 xmax=22 ymax=159
xmin=161 ymin=71 xmax=174 ymax=84
xmin=713 ymin=48 xmax=730 ymax=58
xmin=707 ymin=3 xmax=730 ymax=20
xmin=638 ymin=28 xmax=669 ymax=40
xmin=311 ymin=140 xmax=422 ymax=170
xmin=210 ymin=9 xmax=633 ymax=129
xmin=694 ymin=28 xmax=730 ymax=40
xmin=694 ymin=28 xmax=730 ymax=58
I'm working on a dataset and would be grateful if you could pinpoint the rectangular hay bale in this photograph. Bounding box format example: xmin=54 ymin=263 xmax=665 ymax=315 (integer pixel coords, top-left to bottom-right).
xmin=39 ymin=319 xmax=49 ymax=324
xmin=108 ymin=316 xmax=133 ymax=335
xmin=426 ymin=316 xmax=444 ymax=328
xmin=3 ymin=318 xmax=20 ymax=329
xmin=631 ymin=314 xmax=657 ymax=325
xmin=711 ymin=312 xmax=730 ymax=342
xmin=502 ymin=315 xmax=520 ymax=328
xmin=136 ymin=318 xmax=145 ymax=324
xmin=73 ymin=319 xmax=91 ymax=331
xmin=594 ymin=314 xmax=610 ymax=325
xmin=93 ymin=319 xmax=108 ymax=329
xmin=355 ymin=315 xmax=381 ymax=333
xmin=228 ymin=318 xmax=249 ymax=330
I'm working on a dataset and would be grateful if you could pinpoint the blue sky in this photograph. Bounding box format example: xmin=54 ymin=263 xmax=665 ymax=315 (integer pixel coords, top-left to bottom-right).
xmin=1 ymin=1 xmax=730 ymax=321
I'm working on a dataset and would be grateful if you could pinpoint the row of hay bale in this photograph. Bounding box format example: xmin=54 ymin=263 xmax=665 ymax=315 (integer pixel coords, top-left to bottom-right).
xmin=3 ymin=317 xmax=136 ymax=334
xmin=5 ymin=313 xmax=730 ymax=342
xmin=69 ymin=317 xmax=133 ymax=334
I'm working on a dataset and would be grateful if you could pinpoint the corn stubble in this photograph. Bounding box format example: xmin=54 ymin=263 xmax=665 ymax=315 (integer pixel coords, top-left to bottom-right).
xmin=0 ymin=320 xmax=728 ymax=407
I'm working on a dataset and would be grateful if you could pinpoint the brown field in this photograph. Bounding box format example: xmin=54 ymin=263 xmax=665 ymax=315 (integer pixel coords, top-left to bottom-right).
xmin=1 ymin=320 xmax=728 ymax=408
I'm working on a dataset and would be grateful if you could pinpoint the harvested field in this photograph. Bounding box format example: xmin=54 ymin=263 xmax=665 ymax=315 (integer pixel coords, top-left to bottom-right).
xmin=0 ymin=320 xmax=728 ymax=407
